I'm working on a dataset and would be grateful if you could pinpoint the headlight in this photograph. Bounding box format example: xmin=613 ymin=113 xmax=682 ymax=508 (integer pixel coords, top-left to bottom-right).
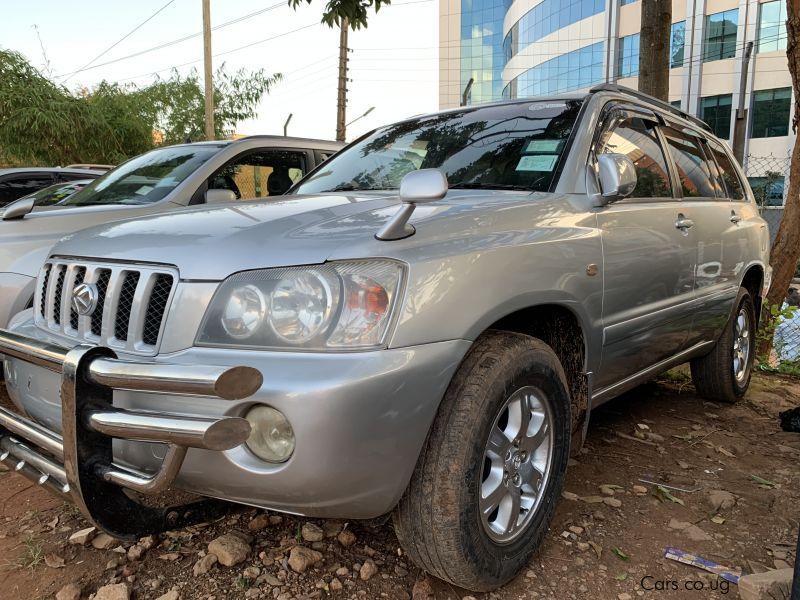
xmin=196 ymin=260 xmax=405 ymax=350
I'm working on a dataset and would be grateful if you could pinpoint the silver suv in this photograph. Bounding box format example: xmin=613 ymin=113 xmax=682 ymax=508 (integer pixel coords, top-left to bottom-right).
xmin=0 ymin=85 xmax=770 ymax=591
xmin=0 ymin=136 xmax=342 ymax=331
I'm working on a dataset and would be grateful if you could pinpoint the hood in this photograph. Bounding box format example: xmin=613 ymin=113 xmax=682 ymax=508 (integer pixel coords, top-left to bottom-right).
xmin=51 ymin=195 xmax=401 ymax=280
xmin=50 ymin=190 xmax=589 ymax=281
xmin=0 ymin=203 xmax=174 ymax=277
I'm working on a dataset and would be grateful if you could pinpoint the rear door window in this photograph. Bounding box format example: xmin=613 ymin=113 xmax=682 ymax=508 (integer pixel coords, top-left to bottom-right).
xmin=598 ymin=116 xmax=673 ymax=199
xmin=706 ymin=140 xmax=745 ymax=200
xmin=0 ymin=173 xmax=54 ymax=205
xmin=660 ymin=127 xmax=717 ymax=198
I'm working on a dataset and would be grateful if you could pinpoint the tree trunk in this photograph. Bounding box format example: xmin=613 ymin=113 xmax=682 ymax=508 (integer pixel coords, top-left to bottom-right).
xmin=638 ymin=0 xmax=672 ymax=101
xmin=765 ymin=0 xmax=800 ymax=314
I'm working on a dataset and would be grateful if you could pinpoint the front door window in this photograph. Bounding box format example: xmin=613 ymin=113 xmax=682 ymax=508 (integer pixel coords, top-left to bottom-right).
xmin=209 ymin=150 xmax=307 ymax=200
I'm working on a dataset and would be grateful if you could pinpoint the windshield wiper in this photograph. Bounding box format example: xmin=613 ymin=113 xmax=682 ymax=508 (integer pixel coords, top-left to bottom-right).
xmin=449 ymin=182 xmax=534 ymax=191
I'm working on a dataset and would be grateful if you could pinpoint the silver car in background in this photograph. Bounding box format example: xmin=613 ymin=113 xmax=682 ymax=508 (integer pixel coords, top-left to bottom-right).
xmin=0 ymin=85 xmax=769 ymax=591
xmin=0 ymin=136 xmax=342 ymax=331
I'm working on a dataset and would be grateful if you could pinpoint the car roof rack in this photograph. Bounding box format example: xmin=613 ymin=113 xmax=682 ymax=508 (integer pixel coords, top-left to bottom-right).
xmin=589 ymin=83 xmax=712 ymax=133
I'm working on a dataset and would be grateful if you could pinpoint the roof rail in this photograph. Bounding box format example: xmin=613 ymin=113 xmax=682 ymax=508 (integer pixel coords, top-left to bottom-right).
xmin=589 ymin=83 xmax=712 ymax=133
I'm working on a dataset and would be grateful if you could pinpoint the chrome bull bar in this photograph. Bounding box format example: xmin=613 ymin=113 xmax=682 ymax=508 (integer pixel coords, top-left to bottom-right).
xmin=0 ymin=328 xmax=263 ymax=539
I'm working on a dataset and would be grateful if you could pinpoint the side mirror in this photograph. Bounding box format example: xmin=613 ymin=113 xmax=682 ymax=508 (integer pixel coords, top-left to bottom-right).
xmin=376 ymin=169 xmax=448 ymax=241
xmin=205 ymin=189 xmax=237 ymax=204
xmin=596 ymin=153 xmax=637 ymax=204
xmin=2 ymin=197 xmax=35 ymax=220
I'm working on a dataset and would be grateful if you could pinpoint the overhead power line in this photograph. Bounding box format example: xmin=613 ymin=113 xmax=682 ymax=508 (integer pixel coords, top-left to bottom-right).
xmin=62 ymin=0 xmax=178 ymax=82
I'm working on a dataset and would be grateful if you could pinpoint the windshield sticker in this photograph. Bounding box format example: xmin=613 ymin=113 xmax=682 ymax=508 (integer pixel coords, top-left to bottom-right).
xmin=529 ymin=103 xmax=566 ymax=111
xmin=516 ymin=155 xmax=558 ymax=172
xmin=525 ymin=140 xmax=563 ymax=153
xmin=134 ymin=186 xmax=153 ymax=195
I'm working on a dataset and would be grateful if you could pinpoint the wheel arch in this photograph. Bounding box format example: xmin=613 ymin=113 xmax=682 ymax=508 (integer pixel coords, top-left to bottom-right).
xmin=481 ymin=303 xmax=589 ymax=450
xmin=740 ymin=263 xmax=764 ymax=325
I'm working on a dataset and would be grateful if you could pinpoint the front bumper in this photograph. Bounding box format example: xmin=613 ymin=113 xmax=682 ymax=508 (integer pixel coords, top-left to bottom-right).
xmin=1 ymin=324 xmax=470 ymax=538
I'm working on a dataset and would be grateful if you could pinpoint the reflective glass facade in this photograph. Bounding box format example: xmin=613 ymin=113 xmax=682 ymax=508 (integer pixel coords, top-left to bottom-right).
xmin=460 ymin=0 xmax=507 ymax=104
xmin=699 ymin=94 xmax=732 ymax=139
xmin=616 ymin=21 xmax=684 ymax=79
xmin=670 ymin=21 xmax=685 ymax=67
xmin=757 ymin=1 xmax=788 ymax=53
xmin=503 ymin=0 xmax=605 ymax=62
xmin=503 ymin=42 xmax=604 ymax=98
xmin=751 ymin=88 xmax=792 ymax=138
xmin=703 ymin=9 xmax=738 ymax=62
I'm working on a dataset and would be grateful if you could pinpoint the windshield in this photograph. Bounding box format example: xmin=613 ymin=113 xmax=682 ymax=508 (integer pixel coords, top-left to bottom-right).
xmin=22 ymin=180 xmax=91 ymax=206
xmin=63 ymin=145 xmax=224 ymax=206
xmin=294 ymin=100 xmax=582 ymax=194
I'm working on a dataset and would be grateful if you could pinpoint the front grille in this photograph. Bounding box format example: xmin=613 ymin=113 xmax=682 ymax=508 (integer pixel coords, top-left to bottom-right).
xmin=35 ymin=259 xmax=178 ymax=355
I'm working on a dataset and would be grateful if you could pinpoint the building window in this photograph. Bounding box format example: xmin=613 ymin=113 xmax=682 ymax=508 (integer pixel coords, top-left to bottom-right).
xmin=620 ymin=0 xmax=638 ymax=5
xmin=670 ymin=21 xmax=685 ymax=67
xmin=504 ymin=42 xmax=604 ymax=98
xmin=703 ymin=9 xmax=738 ymax=62
xmin=699 ymin=94 xmax=732 ymax=139
xmin=751 ymin=88 xmax=792 ymax=138
xmin=670 ymin=100 xmax=682 ymax=109
xmin=758 ymin=1 xmax=788 ymax=53
xmin=617 ymin=34 xmax=640 ymax=78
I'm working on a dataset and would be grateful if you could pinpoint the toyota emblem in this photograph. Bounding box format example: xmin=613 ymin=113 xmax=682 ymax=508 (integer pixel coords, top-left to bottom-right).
xmin=71 ymin=282 xmax=99 ymax=317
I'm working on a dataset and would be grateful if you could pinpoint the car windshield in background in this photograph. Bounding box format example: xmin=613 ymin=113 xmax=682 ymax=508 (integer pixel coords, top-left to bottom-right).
xmin=63 ymin=145 xmax=224 ymax=206
xmin=22 ymin=180 xmax=91 ymax=206
xmin=294 ymin=100 xmax=583 ymax=195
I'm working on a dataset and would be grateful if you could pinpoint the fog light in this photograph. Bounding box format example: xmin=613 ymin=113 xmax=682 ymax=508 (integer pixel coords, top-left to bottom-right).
xmin=244 ymin=405 xmax=295 ymax=463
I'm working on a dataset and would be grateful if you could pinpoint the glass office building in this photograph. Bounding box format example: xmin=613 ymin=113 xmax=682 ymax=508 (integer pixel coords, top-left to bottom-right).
xmin=439 ymin=0 xmax=795 ymax=204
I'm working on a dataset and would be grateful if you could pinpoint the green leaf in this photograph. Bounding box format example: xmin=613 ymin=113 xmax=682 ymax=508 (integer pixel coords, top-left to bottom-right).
xmin=612 ymin=547 xmax=630 ymax=561
xmin=614 ymin=573 xmax=628 ymax=581
xmin=750 ymin=475 xmax=778 ymax=489
xmin=653 ymin=485 xmax=685 ymax=506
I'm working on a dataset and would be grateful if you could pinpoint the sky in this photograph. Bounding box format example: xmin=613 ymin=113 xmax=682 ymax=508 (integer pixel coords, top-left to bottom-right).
xmin=0 ymin=0 xmax=439 ymax=142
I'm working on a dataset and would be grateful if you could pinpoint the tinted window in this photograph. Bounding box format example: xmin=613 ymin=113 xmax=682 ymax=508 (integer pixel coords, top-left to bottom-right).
xmin=751 ymin=88 xmax=792 ymax=138
xmin=661 ymin=128 xmax=717 ymax=198
xmin=599 ymin=116 xmax=672 ymax=198
xmin=295 ymin=101 xmax=582 ymax=194
xmin=0 ymin=174 xmax=54 ymax=205
xmin=707 ymin=140 xmax=745 ymax=200
xmin=703 ymin=9 xmax=739 ymax=61
xmin=64 ymin=145 xmax=222 ymax=206
xmin=210 ymin=150 xmax=307 ymax=199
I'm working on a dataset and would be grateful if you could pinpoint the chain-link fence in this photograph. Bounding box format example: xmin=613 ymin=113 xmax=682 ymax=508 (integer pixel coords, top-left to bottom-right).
xmin=744 ymin=153 xmax=790 ymax=245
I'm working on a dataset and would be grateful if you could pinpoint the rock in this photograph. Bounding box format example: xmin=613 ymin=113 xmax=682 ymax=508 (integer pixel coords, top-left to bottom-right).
xmin=360 ymin=559 xmax=378 ymax=580
xmin=301 ymin=522 xmax=324 ymax=542
xmin=91 ymin=533 xmax=118 ymax=550
xmin=335 ymin=566 xmax=350 ymax=576
xmin=577 ymin=542 xmax=590 ymax=551
xmin=127 ymin=544 xmax=145 ymax=561
xmin=330 ymin=578 xmax=343 ymax=591
xmin=667 ymin=519 xmax=712 ymax=541
xmin=263 ymin=573 xmax=282 ymax=586
xmin=94 ymin=583 xmax=130 ymax=600
xmin=288 ymin=546 xmax=323 ymax=573
xmin=603 ymin=497 xmax=622 ymax=508
xmin=632 ymin=485 xmax=647 ymax=495
xmin=193 ymin=553 xmax=218 ymax=576
xmin=268 ymin=515 xmax=283 ymax=525
xmin=599 ymin=485 xmax=616 ymax=496
xmin=44 ymin=553 xmax=65 ymax=568
xmin=738 ymin=568 xmax=793 ymax=600
xmin=248 ymin=513 xmax=271 ymax=531
xmin=707 ymin=490 xmax=736 ymax=511
xmin=69 ymin=527 xmax=96 ymax=545
xmin=243 ymin=566 xmax=261 ymax=579
xmin=155 ymin=591 xmax=180 ymax=600
xmin=322 ymin=521 xmax=343 ymax=538
xmin=158 ymin=552 xmax=181 ymax=561
xmin=208 ymin=534 xmax=250 ymax=567
xmin=337 ymin=529 xmax=357 ymax=547
xmin=618 ymin=594 xmax=632 ymax=600
xmin=138 ymin=535 xmax=156 ymax=550
xmin=412 ymin=578 xmax=435 ymax=600
xmin=561 ymin=491 xmax=579 ymax=501
xmin=56 ymin=583 xmax=82 ymax=600
xmin=581 ymin=495 xmax=605 ymax=504
xmin=568 ymin=525 xmax=584 ymax=535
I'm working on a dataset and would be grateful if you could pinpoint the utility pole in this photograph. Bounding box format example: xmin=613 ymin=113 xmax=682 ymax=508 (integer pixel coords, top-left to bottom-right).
xmin=461 ymin=77 xmax=474 ymax=107
xmin=202 ymin=0 xmax=214 ymax=140
xmin=638 ymin=0 xmax=671 ymax=101
xmin=284 ymin=113 xmax=293 ymax=136
xmin=335 ymin=19 xmax=349 ymax=142
xmin=732 ymin=41 xmax=753 ymax=163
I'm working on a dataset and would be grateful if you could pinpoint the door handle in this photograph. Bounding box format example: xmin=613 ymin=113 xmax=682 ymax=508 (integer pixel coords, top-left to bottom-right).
xmin=730 ymin=211 xmax=742 ymax=224
xmin=675 ymin=214 xmax=694 ymax=231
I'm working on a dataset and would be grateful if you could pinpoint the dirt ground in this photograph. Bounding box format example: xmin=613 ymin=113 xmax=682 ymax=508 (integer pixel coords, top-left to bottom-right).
xmin=0 ymin=369 xmax=797 ymax=600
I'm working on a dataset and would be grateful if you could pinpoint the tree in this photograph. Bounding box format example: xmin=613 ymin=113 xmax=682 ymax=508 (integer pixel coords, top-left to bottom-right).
xmin=288 ymin=0 xmax=389 ymax=29
xmin=765 ymin=0 xmax=800 ymax=318
xmin=638 ymin=0 xmax=671 ymax=101
xmin=0 ymin=50 xmax=280 ymax=166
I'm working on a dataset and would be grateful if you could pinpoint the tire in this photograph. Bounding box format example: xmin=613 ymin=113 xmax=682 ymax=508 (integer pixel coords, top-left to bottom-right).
xmin=690 ymin=287 xmax=755 ymax=403
xmin=393 ymin=331 xmax=571 ymax=591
